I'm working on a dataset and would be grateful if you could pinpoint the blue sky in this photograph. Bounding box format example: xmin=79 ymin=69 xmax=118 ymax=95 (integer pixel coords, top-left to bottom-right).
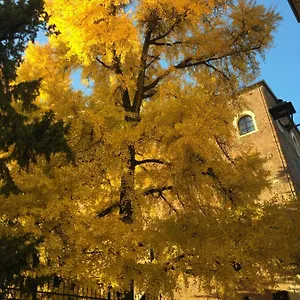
xmin=256 ymin=0 xmax=300 ymax=123
xmin=38 ymin=1 xmax=300 ymax=121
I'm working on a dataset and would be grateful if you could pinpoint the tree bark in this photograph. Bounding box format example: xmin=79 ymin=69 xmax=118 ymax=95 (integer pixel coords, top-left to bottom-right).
xmin=119 ymin=145 xmax=135 ymax=223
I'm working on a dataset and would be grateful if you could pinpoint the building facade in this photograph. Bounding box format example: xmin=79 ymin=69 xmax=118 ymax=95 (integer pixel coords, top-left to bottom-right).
xmin=234 ymin=80 xmax=300 ymax=199
xmin=232 ymin=81 xmax=300 ymax=299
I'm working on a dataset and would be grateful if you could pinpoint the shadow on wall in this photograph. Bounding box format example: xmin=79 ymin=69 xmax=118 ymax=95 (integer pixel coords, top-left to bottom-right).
xmin=276 ymin=168 xmax=291 ymax=183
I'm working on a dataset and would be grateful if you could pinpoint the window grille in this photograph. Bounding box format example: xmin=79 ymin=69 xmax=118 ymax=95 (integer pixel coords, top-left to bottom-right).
xmin=238 ymin=115 xmax=255 ymax=136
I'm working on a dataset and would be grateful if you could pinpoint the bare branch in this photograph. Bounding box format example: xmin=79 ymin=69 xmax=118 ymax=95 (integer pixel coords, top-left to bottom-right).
xmin=204 ymin=62 xmax=230 ymax=81
xmin=95 ymin=57 xmax=112 ymax=70
xmin=76 ymin=138 xmax=103 ymax=155
xmin=150 ymin=13 xmax=187 ymax=44
xmin=80 ymin=12 xmax=93 ymax=25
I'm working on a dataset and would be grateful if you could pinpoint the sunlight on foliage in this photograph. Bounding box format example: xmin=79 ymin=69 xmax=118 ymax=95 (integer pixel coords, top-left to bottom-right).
xmin=2 ymin=1 xmax=298 ymax=299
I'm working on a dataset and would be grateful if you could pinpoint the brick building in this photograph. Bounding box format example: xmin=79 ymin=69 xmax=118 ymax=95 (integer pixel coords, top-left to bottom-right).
xmin=234 ymin=80 xmax=300 ymax=199
xmin=233 ymin=80 xmax=300 ymax=299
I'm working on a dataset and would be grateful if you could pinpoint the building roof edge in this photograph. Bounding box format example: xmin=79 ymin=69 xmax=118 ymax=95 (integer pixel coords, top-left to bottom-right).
xmin=242 ymin=80 xmax=300 ymax=135
xmin=240 ymin=80 xmax=278 ymax=102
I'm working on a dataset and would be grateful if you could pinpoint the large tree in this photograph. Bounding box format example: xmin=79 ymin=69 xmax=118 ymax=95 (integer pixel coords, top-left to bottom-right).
xmin=2 ymin=0 xmax=300 ymax=298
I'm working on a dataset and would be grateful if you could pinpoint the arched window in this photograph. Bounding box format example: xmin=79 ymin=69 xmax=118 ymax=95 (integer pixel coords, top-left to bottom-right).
xmin=238 ymin=115 xmax=255 ymax=136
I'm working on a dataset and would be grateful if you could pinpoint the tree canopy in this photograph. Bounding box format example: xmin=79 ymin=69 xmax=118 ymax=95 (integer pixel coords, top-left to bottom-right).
xmin=1 ymin=0 xmax=300 ymax=299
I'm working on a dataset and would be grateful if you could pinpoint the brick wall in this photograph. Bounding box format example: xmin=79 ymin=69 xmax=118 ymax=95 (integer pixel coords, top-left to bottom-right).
xmin=233 ymin=81 xmax=299 ymax=200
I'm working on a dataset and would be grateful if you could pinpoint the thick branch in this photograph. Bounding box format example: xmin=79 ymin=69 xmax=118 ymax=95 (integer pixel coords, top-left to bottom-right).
xmin=150 ymin=13 xmax=186 ymax=44
xmin=122 ymin=89 xmax=132 ymax=112
xmin=175 ymin=57 xmax=193 ymax=69
xmin=96 ymin=202 xmax=119 ymax=218
xmin=111 ymin=50 xmax=132 ymax=111
xmin=135 ymin=158 xmax=165 ymax=166
xmin=141 ymin=45 xmax=261 ymax=96
xmin=142 ymin=90 xmax=156 ymax=99
xmin=143 ymin=72 xmax=169 ymax=93
xmin=143 ymin=186 xmax=173 ymax=196
xmin=96 ymin=57 xmax=112 ymax=70
xmin=119 ymin=144 xmax=135 ymax=223
xmin=151 ymin=41 xmax=182 ymax=46
xmin=175 ymin=46 xmax=261 ymax=70
xmin=203 ymin=61 xmax=230 ymax=81
xmin=112 ymin=49 xmax=123 ymax=75
xmin=143 ymin=34 xmax=260 ymax=104
xmin=145 ymin=55 xmax=160 ymax=69
xmin=132 ymin=27 xmax=152 ymax=114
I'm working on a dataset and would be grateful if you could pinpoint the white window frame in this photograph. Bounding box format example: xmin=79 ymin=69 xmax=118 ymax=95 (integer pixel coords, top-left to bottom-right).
xmin=234 ymin=111 xmax=258 ymax=138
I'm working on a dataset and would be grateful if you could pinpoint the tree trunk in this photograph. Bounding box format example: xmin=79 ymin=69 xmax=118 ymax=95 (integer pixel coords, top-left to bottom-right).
xmin=123 ymin=281 xmax=134 ymax=300
xmin=119 ymin=145 xmax=135 ymax=224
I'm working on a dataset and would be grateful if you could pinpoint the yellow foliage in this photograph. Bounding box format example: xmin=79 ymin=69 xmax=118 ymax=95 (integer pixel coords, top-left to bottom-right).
xmin=2 ymin=1 xmax=295 ymax=299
